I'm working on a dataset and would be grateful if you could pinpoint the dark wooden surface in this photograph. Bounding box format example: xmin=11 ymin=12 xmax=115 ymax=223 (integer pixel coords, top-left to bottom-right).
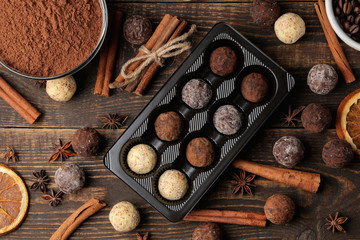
xmin=1 ymin=0 xmax=360 ymax=239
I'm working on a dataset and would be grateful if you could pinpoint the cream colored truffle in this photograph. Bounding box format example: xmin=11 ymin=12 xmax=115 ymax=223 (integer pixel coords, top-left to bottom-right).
xmin=127 ymin=144 xmax=157 ymax=174
xmin=109 ymin=201 xmax=140 ymax=233
xmin=274 ymin=13 xmax=305 ymax=44
xmin=46 ymin=75 xmax=77 ymax=102
xmin=158 ymin=169 xmax=188 ymax=201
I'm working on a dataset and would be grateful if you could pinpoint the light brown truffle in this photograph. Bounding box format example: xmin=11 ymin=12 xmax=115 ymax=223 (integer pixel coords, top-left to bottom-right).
xmin=264 ymin=194 xmax=295 ymax=224
xmin=192 ymin=222 xmax=223 ymax=240
xmin=127 ymin=144 xmax=157 ymax=174
xmin=158 ymin=169 xmax=188 ymax=201
xmin=154 ymin=111 xmax=183 ymax=141
xmin=109 ymin=201 xmax=140 ymax=233
xmin=186 ymin=137 xmax=215 ymax=167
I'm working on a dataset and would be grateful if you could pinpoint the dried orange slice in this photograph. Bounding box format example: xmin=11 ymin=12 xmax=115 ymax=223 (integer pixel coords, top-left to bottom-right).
xmin=0 ymin=163 xmax=28 ymax=236
xmin=336 ymin=89 xmax=360 ymax=155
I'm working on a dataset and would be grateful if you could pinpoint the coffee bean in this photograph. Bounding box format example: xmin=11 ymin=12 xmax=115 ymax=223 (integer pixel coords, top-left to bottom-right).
xmin=344 ymin=1 xmax=353 ymax=14
xmin=348 ymin=14 xmax=355 ymax=22
xmin=336 ymin=6 xmax=342 ymax=16
xmin=355 ymin=14 xmax=360 ymax=24
xmin=339 ymin=0 xmax=344 ymax=8
xmin=355 ymin=6 xmax=360 ymax=13
xmin=350 ymin=24 xmax=360 ymax=34
xmin=342 ymin=20 xmax=352 ymax=31
xmin=351 ymin=35 xmax=360 ymax=41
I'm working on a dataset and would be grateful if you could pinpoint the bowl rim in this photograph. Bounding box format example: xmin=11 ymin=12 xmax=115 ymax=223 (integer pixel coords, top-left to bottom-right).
xmin=0 ymin=0 xmax=109 ymax=80
xmin=325 ymin=0 xmax=360 ymax=51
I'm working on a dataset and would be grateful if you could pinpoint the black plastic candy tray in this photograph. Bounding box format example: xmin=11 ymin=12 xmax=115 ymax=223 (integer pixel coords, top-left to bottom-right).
xmin=104 ymin=22 xmax=295 ymax=222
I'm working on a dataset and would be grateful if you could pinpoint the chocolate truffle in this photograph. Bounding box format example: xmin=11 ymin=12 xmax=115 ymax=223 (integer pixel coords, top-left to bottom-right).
xmin=72 ymin=127 xmax=103 ymax=156
xmin=158 ymin=169 xmax=188 ymax=201
xmin=322 ymin=139 xmax=354 ymax=168
xmin=213 ymin=105 xmax=243 ymax=135
xmin=192 ymin=223 xmax=223 ymax=240
xmin=274 ymin=13 xmax=306 ymax=44
xmin=55 ymin=163 xmax=85 ymax=194
xmin=182 ymin=79 xmax=212 ymax=109
xmin=273 ymin=136 xmax=304 ymax=167
xmin=241 ymin=72 xmax=269 ymax=103
xmin=109 ymin=201 xmax=140 ymax=233
xmin=250 ymin=0 xmax=281 ymax=26
xmin=307 ymin=64 xmax=338 ymax=95
xmin=186 ymin=137 xmax=215 ymax=167
xmin=154 ymin=111 xmax=183 ymax=141
xmin=209 ymin=46 xmax=238 ymax=77
xmin=127 ymin=144 xmax=157 ymax=174
xmin=123 ymin=15 xmax=152 ymax=45
xmin=301 ymin=103 xmax=332 ymax=133
xmin=264 ymin=194 xmax=295 ymax=224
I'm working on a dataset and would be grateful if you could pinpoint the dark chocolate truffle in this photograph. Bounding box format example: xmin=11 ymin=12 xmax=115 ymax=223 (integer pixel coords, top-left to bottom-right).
xmin=123 ymin=15 xmax=152 ymax=45
xmin=154 ymin=111 xmax=183 ymax=141
xmin=301 ymin=103 xmax=332 ymax=133
xmin=241 ymin=72 xmax=269 ymax=103
xmin=182 ymin=79 xmax=212 ymax=109
xmin=322 ymin=139 xmax=354 ymax=168
xmin=250 ymin=0 xmax=281 ymax=26
xmin=55 ymin=163 xmax=85 ymax=194
xmin=213 ymin=105 xmax=243 ymax=135
xmin=72 ymin=127 xmax=103 ymax=156
xmin=307 ymin=64 xmax=338 ymax=95
xmin=186 ymin=137 xmax=215 ymax=167
xmin=209 ymin=46 xmax=238 ymax=77
xmin=192 ymin=223 xmax=223 ymax=240
xmin=264 ymin=194 xmax=295 ymax=224
xmin=273 ymin=136 xmax=304 ymax=167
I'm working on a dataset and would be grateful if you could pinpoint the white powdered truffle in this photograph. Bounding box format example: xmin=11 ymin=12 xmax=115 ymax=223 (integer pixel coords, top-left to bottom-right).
xmin=109 ymin=201 xmax=140 ymax=233
xmin=46 ymin=75 xmax=77 ymax=102
xmin=274 ymin=13 xmax=305 ymax=44
xmin=127 ymin=144 xmax=157 ymax=174
xmin=158 ymin=169 xmax=188 ymax=201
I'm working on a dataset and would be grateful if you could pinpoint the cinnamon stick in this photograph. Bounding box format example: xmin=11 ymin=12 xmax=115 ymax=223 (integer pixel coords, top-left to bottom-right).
xmin=125 ymin=16 xmax=181 ymax=93
xmin=0 ymin=75 xmax=41 ymax=124
xmin=184 ymin=209 xmax=266 ymax=227
xmin=109 ymin=14 xmax=173 ymax=89
xmin=232 ymin=159 xmax=320 ymax=193
xmin=50 ymin=198 xmax=106 ymax=240
xmin=315 ymin=0 xmax=355 ymax=83
xmin=101 ymin=11 xmax=123 ymax=97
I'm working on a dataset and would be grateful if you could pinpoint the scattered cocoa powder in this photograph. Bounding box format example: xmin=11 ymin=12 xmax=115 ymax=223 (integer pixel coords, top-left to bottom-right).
xmin=0 ymin=0 xmax=102 ymax=77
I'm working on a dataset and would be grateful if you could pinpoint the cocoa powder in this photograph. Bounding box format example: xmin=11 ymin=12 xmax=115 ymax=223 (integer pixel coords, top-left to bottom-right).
xmin=0 ymin=0 xmax=102 ymax=77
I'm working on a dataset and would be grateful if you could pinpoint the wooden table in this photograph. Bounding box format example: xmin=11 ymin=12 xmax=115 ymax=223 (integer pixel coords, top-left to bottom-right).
xmin=1 ymin=0 xmax=360 ymax=239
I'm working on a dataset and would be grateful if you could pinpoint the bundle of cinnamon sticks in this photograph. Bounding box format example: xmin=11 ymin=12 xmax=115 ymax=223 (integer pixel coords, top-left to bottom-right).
xmin=109 ymin=14 xmax=188 ymax=95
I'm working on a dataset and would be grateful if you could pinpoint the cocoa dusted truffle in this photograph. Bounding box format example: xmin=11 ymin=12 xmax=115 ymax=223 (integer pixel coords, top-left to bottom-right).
xmin=250 ymin=0 xmax=281 ymax=26
xmin=123 ymin=15 xmax=152 ymax=45
xmin=209 ymin=46 xmax=238 ymax=77
xmin=213 ymin=105 xmax=243 ymax=135
xmin=158 ymin=169 xmax=188 ymax=201
xmin=241 ymin=72 xmax=269 ymax=103
xmin=72 ymin=127 xmax=103 ymax=156
xmin=192 ymin=223 xmax=223 ymax=240
xmin=264 ymin=194 xmax=295 ymax=224
xmin=55 ymin=163 xmax=85 ymax=194
xmin=127 ymin=144 xmax=157 ymax=174
xmin=307 ymin=64 xmax=338 ymax=95
xmin=301 ymin=103 xmax=332 ymax=133
xmin=186 ymin=137 xmax=215 ymax=167
xmin=154 ymin=111 xmax=183 ymax=141
xmin=322 ymin=139 xmax=354 ymax=168
xmin=182 ymin=79 xmax=212 ymax=109
xmin=273 ymin=136 xmax=304 ymax=167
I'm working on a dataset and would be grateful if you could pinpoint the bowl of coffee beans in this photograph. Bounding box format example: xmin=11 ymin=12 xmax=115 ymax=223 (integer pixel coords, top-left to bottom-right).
xmin=326 ymin=0 xmax=360 ymax=51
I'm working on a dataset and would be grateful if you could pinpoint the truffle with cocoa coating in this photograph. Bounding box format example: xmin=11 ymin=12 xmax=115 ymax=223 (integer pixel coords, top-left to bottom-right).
xmin=213 ymin=105 xmax=243 ymax=135
xmin=55 ymin=163 xmax=85 ymax=194
xmin=192 ymin=222 xmax=223 ymax=240
xmin=273 ymin=136 xmax=304 ymax=167
xmin=241 ymin=72 xmax=269 ymax=103
xmin=264 ymin=194 xmax=295 ymax=224
xmin=154 ymin=111 xmax=183 ymax=141
xmin=123 ymin=15 xmax=152 ymax=45
xmin=209 ymin=46 xmax=238 ymax=77
xmin=72 ymin=127 xmax=103 ymax=156
xmin=322 ymin=139 xmax=354 ymax=168
xmin=186 ymin=137 xmax=215 ymax=167
xmin=301 ymin=103 xmax=332 ymax=133
xmin=182 ymin=79 xmax=212 ymax=109
xmin=250 ymin=0 xmax=281 ymax=26
xmin=307 ymin=64 xmax=338 ymax=95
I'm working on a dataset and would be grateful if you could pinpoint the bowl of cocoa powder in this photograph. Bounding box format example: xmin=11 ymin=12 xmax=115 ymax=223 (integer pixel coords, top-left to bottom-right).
xmin=0 ymin=0 xmax=108 ymax=80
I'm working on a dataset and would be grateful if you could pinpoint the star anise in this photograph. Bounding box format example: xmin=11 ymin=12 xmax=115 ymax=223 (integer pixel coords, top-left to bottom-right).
xmin=230 ymin=169 xmax=256 ymax=195
xmin=35 ymin=80 xmax=46 ymax=88
xmin=99 ymin=113 xmax=128 ymax=129
xmin=325 ymin=212 xmax=348 ymax=233
xmin=137 ymin=232 xmax=149 ymax=240
xmin=49 ymin=139 xmax=76 ymax=162
xmin=0 ymin=146 xmax=18 ymax=163
xmin=41 ymin=189 xmax=63 ymax=207
xmin=281 ymin=105 xmax=305 ymax=127
xmin=30 ymin=170 xmax=50 ymax=193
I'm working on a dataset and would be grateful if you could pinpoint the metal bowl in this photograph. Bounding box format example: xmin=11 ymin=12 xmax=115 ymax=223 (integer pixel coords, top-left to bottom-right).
xmin=0 ymin=0 xmax=108 ymax=80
